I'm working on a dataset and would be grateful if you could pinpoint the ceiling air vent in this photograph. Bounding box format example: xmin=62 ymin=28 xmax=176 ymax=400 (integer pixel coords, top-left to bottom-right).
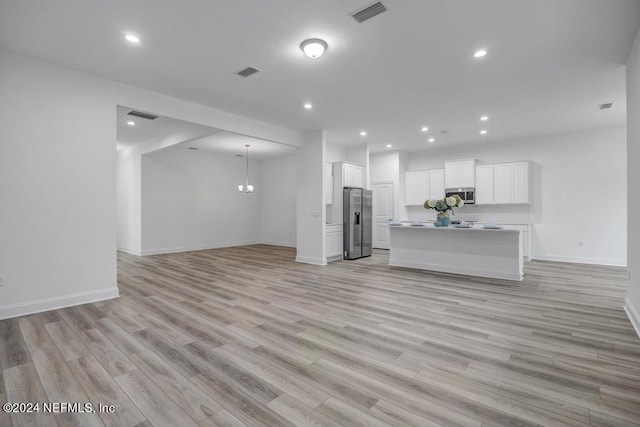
xmin=236 ymin=66 xmax=261 ymax=78
xmin=127 ymin=110 xmax=159 ymax=120
xmin=598 ymin=102 xmax=613 ymax=110
xmin=351 ymin=2 xmax=388 ymax=23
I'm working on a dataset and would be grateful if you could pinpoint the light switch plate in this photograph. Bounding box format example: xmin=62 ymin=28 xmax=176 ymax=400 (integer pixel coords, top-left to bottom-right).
xmin=0 ymin=274 xmax=4 ymax=286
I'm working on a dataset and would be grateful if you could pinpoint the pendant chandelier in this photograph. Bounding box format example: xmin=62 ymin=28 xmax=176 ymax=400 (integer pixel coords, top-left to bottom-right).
xmin=238 ymin=144 xmax=254 ymax=193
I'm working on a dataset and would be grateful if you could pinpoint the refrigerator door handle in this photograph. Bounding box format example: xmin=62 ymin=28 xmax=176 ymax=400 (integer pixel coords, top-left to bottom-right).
xmin=354 ymin=212 xmax=360 ymax=225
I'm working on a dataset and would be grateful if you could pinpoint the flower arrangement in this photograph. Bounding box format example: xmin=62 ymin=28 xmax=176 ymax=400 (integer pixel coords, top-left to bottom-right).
xmin=423 ymin=195 xmax=464 ymax=226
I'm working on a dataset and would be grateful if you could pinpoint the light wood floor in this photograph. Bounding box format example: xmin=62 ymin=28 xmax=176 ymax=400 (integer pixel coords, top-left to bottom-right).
xmin=1 ymin=245 xmax=640 ymax=426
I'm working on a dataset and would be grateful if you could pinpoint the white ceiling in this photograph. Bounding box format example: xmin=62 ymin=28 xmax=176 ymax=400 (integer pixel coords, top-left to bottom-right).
xmin=2 ymin=1 xmax=639 ymax=153
xmin=175 ymin=132 xmax=297 ymax=160
xmin=116 ymin=105 xmax=294 ymax=158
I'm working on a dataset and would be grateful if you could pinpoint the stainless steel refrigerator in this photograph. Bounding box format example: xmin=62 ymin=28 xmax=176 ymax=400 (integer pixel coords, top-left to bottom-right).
xmin=343 ymin=187 xmax=372 ymax=260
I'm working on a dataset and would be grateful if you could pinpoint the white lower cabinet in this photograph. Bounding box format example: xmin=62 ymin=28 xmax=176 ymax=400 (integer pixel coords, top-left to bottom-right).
xmin=326 ymin=224 xmax=343 ymax=262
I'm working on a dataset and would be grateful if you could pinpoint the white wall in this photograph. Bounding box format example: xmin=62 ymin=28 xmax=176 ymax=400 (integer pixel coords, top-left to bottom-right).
xmin=625 ymin=28 xmax=640 ymax=337
xmin=296 ymin=130 xmax=326 ymax=265
xmin=0 ymin=51 xmax=119 ymax=318
xmin=370 ymin=151 xmax=401 ymax=221
xmin=140 ymin=149 xmax=261 ymax=254
xmin=404 ymin=126 xmax=627 ymax=266
xmin=259 ymin=154 xmax=297 ymax=247
xmin=117 ymin=149 xmax=142 ymax=254
xmin=0 ymin=50 xmax=302 ymax=319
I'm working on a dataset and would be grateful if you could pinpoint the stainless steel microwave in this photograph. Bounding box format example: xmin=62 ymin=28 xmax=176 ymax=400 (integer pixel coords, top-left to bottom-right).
xmin=445 ymin=187 xmax=475 ymax=204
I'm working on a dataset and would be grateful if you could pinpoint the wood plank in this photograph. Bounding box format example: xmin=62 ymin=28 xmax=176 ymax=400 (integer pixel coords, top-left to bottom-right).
xmin=128 ymin=349 xmax=223 ymax=421
xmin=30 ymin=348 xmax=104 ymax=427
xmin=114 ymin=369 xmax=200 ymax=427
xmin=69 ymin=355 xmax=146 ymax=426
xmin=3 ymin=363 xmax=57 ymax=427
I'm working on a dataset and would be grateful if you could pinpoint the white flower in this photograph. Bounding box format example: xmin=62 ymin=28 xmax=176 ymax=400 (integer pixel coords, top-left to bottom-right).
xmin=427 ymin=199 xmax=437 ymax=208
xmin=458 ymin=200 xmax=464 ymax=207
xmin=446 ymin=196 xmax=456 ymax=207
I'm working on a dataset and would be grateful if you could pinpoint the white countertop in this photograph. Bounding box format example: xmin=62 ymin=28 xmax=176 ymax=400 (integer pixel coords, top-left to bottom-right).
xmin=390 ymin=223 xmax=519 ymax=232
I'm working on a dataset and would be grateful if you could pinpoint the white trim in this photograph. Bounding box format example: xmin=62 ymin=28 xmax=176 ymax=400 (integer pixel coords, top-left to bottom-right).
xmin=259 ymin=240 xmax=296 ymax=248
xmin=117 ymin=247 xmax=142 ymax=256
xmin=295 ymin=256 xmax=326 ymax=266
xmin=532 ymin=254 xmax=626 ymax=267
xmin=624 ymin=297 xmax=640 ymax=340
xmin=140 ymin=240 xmax=260 ymax=256
xmin=0 ymin=288 xmax=120 ymax=320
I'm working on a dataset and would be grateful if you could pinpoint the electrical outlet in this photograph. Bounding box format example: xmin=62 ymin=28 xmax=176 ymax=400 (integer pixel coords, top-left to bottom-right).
xmin=0 ymin=274 xmax=4 ymax=287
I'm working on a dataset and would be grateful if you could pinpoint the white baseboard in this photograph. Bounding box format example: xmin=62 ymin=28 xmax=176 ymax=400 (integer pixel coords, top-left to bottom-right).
xmin=117 ymin=247 xmax=142 ymax=256
xmin=532 ymin=254 xmax=626 ymax=267
xmin=259 ymin=240 xmax=296 ymax=248
xmin=140 ymin=240 xmax=260 ymax=256
xmin=295 ymin=256 xmax=326 ymax=266
xmin=624 ymin=297 xmax=640 ymax=340
xmin=0 ymin=287 xmax=120 ymax=320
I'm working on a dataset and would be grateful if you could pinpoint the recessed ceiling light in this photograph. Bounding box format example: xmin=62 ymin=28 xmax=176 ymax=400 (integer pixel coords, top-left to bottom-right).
xmin=360 ymin=131 xmax=367 ymax=136
xmin=473 ymin=49 xmax=487 ymax=58
xmin=421 ymin=126 xmax=429 ymax=132
xmin=386 ymin=144 xmax=392 ymax=148
xmin=300 ymin=38 xmax=328 ymax=59
xmin=480 ymin=115 xmax=489 ymax=121
xmin=304 ymin=102 xmax=313 ymax=109
xmin=127 ymin=121 xmax=135 ymax=126
xmin=428 ymin=138 xmax=435 ymax=142
xmin=480 ymin=130 xmax=488 ymax=134
xmin=125 ymin=34 xmax=140 ymax=44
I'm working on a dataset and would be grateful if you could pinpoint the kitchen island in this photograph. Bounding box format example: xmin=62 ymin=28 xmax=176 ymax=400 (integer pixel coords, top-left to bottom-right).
xmin=389 ymin=223 xmax=523 ymax=281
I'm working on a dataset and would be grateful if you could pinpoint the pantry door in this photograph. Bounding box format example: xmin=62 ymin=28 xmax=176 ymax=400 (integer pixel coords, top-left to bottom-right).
xmin=372 ymin=181 xmax=394 ymax=249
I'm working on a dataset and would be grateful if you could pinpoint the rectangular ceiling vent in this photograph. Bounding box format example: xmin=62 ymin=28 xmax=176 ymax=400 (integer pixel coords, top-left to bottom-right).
xmin=236 ymin=66 xmax=261 ymax=78
xmin=351 ymin=2 xmax=388 ymax=23
xmin=598 ymin=102 xmax=613 ymax=110
xmin=127 ymin=110 xmax=159 ymax=120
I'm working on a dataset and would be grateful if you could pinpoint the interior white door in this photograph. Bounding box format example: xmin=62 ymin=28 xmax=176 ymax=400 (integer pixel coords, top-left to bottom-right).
xmin=372 ymin=182 xmax=394 ymax=249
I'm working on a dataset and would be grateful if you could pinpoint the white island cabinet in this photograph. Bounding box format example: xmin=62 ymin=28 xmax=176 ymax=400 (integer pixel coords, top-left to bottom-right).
xmin=389 ymin=224 xmax=523 ymax=281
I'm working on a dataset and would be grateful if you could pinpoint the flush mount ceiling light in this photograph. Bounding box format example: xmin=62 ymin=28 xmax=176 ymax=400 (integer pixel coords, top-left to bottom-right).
xmin=473 ymin=49 xmax=487 ymax=58
xmin=386 ymin=144 xmax=392 ymax=148
xmin=360 ymin=131 xmax=367 ymax=136
xmin=304 ymin=102 xmax=313 ymax=109
xmin=428 ymin=138 xmax=435 ymax=142
xmin=124 ymin=34 xmax=140 ymax=44
xmin=480 ymin=115 xmax=489 ymax=121
xmin=300 ymin=38 xmax=328 ymax=59
xmin=238 ymin=145 xmax=254 ymax=193
xmin=480 ymin=129 xmax=488 ymax=134
xmin=421 ymin=126 xmax=429 ymax=132
xmin=127 ymin=121 xmax=135 ymax=126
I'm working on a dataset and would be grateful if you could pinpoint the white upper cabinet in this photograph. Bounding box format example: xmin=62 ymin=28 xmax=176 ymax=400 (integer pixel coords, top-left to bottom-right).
xmin=404 ymin=168 xmax=444 ymax=205
xmin=475 ymin=161 xmax=530 ymax=205
xmin=404 ymin=170 xmax=429 ymax=205
xmin=324 ymin=162 xmax=333 ymax=205
xmin=445 ymin=160 xmax=476 ymax=188
xmin=475 ymin=164 xmax=494 ymax=205
xmin=428 ymin=169 xmax=445 ymax=199
xmin=511 ymin=162 xmax=530 ymax=204
xmin=343 ymin=163 xmax=364 ymax=188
